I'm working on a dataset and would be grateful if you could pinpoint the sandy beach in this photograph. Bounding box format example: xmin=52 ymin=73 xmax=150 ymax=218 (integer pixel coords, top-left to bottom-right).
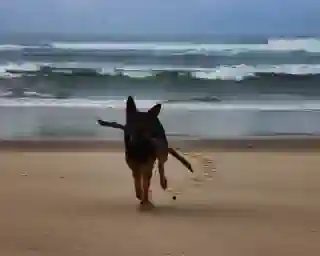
xmin=1 ymin=139 xmax=320 ymax=256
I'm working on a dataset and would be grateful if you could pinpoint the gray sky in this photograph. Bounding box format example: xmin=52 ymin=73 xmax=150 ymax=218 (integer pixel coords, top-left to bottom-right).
xmin=0 ymin=0 xmax=319 ymax=35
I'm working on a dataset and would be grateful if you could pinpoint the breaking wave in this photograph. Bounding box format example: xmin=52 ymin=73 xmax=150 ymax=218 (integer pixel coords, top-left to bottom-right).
xmin=1 ymin=38 xmax=320 ymax=101
xmin=2 ymin=62 xmax=320 ymax=81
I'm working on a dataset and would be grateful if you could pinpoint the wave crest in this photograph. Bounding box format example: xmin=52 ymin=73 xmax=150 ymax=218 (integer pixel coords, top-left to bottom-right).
xmin=2 ymin=62 xmax=320 ymax=81
xmin=1 ymin=38 xmax=320 ymax=55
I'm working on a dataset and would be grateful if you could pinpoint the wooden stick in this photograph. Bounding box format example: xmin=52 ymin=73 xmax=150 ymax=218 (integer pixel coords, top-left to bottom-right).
xmin=97 ymin=120 xmax=125 ymax=130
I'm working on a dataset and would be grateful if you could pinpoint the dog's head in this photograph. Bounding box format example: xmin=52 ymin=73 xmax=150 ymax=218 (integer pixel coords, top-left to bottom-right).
xmin=125 ymin=96 xmax=162 ymax=141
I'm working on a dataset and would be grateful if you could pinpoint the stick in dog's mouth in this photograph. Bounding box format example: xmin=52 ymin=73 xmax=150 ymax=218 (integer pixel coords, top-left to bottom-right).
xmin=97 ymin=119 xmax=194 ymax=173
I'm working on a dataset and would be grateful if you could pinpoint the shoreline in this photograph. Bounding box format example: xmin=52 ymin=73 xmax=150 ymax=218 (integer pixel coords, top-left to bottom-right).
xmin=1 ymin=135 xmax=320 ymax=151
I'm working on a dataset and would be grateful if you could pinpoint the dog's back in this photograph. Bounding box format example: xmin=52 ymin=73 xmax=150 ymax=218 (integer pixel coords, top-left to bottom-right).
xmin=124 ymin=96 xmax=168 ymax=166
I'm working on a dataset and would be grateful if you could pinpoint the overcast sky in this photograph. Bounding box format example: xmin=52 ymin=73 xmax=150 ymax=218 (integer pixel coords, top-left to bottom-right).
xmin=0 ymin=0 xmax=319 ymax=35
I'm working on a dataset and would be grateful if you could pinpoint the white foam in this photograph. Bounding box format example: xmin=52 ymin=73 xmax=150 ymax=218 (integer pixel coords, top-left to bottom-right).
xmin=51 ymin=38 xmax=320 ymax=53
xmin=267 ymin=38 xmax=320 ymax=52
xmin=120 ymin=71 xmax=155 ymax=78
xmin=2 ymin=61 xmax=320 ymax=81
xmin=0 ymin=44 xmax=25 ymax=51
xmin=191 ymin=64 xmax=320 ymax=81
xmin=1 ymin=98 xmax=320 ymax=111
xmin=0 ymin=44 xmax=43 ymax=51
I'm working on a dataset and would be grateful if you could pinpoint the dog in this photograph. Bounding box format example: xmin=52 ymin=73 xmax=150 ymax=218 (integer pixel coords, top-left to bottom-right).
xmin=98 ymin=96 xmax=193 ymax=209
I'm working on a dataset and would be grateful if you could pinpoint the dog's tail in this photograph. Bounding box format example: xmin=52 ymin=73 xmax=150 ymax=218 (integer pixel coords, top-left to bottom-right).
xmin=168 ymin=148 xmax=194 ymax=173
xmin=97 ymin=119 xmax=194 ymax=173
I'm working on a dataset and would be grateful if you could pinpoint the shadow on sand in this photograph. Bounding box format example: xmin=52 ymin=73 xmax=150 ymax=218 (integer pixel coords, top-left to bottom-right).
xmin=79 ymin=199 xmax=263 ymax=220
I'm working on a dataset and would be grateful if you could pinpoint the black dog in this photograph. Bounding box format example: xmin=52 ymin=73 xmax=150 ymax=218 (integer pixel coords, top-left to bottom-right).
xmin=98 ymin=96 xmax=193 ymax=209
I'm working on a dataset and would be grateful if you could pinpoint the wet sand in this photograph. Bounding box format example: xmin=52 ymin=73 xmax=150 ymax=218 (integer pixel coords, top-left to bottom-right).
xmin=0 ymin=139 xmax=320 ymax=256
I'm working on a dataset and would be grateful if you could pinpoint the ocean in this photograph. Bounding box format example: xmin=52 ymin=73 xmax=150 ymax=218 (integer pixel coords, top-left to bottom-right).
xmin=1 ymin=34 xmax=320 ymax=139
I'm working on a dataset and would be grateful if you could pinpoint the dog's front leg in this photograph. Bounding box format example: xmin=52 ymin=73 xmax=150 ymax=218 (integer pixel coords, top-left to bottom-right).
xmin=132 ymin=170 xmax=142 ymax=200
xmin=140 ymin=165 xmax=154 ymax=210
xmin=141 ymin=171 xmax=152 ymax=203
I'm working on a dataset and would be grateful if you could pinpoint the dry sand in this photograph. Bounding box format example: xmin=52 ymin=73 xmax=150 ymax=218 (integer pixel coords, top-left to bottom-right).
xmin=0 ymin=140 xmax=320 ymax=256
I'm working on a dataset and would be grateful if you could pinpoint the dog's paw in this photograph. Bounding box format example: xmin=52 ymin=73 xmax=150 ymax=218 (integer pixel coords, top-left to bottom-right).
xmin=139 ymin=201 xmax=155 ymax=211
xmin=135 ymin=191 xmax=142 ymax=200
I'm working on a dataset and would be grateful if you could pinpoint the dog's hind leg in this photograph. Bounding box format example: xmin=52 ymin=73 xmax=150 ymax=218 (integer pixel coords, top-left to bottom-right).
xmin=156 ymin=150 xmax=168 ymax=190
xmin=127 ymin=160 xmax=142 ymax=201
xmin=131 ymin=169 xmax=142 ymax=200
xmin=158 ymin=161 xmax=168 ymax=190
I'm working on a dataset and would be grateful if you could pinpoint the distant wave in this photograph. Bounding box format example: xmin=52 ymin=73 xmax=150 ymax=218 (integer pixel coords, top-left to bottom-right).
xmin=1 ymin=38 xmax=320 ymax=55
xmin=0 ymin=89 xmax=54 ymax=99
xmin=2 ymin=62 xmax=320 ymax=81
xmin=50 ymin=38 xmax=320 ymax=53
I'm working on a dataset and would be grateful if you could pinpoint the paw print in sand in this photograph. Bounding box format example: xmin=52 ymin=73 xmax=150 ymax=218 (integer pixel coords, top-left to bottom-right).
xmin=166 ymin=151 xmax=217 ymax=200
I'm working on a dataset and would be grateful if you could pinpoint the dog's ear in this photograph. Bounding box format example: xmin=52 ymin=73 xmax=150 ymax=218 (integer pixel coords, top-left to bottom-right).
xmin=148 ymin=103 xmax=162 ymax=117
xmin=126 ymin=96 xmax=137 ymax=114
